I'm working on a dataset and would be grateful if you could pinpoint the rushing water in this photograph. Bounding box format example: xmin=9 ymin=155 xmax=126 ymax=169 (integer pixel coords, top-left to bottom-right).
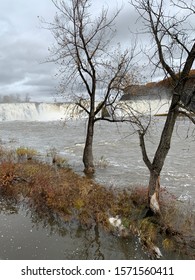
xmin=0 ymin=118 xmax=194 ymax=201
xmin=0 ymin=116 xmax=195 ymax=259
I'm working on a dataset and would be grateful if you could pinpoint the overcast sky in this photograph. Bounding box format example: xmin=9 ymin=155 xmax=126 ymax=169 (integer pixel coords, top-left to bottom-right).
xmin=1 ymin=0 xmax=193 ymax=103
xmin=0 ymin=0 xmax=138 ymax=102
xmin=0 ymin=0 xmax=59 ymax=102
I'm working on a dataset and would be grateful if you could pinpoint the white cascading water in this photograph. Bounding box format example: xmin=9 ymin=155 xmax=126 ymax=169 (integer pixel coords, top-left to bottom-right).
xmin=0 ymin=103 xmax=88 ymax=121
xmin=0 ymin=99 xmax=170 ymax=121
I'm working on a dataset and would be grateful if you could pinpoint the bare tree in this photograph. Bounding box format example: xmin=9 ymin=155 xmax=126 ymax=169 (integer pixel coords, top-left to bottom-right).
xmin=129 ymin=0 xmax=195 ymax=213
xmin=46 ymin=0 xmax=134 ymax=174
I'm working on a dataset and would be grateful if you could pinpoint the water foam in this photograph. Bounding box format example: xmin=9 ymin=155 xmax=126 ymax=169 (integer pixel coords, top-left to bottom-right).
xmin=0 ymin=102 xmax=87 ymax=121
xmin=112 ymin=98 xmax=170 ymax=118
xmin=0 ymin=99 xmax=170 ymax=121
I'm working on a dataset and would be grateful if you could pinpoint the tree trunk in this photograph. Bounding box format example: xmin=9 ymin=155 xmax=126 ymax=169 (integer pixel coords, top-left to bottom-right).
xmin=83 ymin=115 xmax=95 ymax=174
xmin=148 ymin=170 xmax=160 ymax=199
xmin=147 ymin=98 xmax=179 ymax=214
xmin=148 ymin=170 xmax=161 ymax=214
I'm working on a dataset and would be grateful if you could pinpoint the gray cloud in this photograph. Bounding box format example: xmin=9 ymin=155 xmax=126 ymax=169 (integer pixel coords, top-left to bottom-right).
xmin=0 ymin=0 xmax=57 ymax=101
xmin=0 ymin=0 xmax=158 ymax=102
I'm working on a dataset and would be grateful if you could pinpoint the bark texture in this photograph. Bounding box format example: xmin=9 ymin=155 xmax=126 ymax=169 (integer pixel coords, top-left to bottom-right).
xmin=83 ymin=115 xmax=95 ymax=174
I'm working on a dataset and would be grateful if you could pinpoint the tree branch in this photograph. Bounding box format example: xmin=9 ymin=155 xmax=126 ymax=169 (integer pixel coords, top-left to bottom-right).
xmin=138 ymin=130 xmax=153 ymax=171
xmin=178 ymin=110 xmax=195 ymax=124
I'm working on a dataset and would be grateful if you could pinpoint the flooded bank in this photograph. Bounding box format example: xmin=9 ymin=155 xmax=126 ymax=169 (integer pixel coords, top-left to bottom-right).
xmin=0 ymin=200 xmax=146 ymax=260
xmin=0 ymin=197 xmax=194 ymax=260
xmin=0 ymin=117 xmax=194 ymax=260
xmin=0 ymin=118 xmax=194 ymax=205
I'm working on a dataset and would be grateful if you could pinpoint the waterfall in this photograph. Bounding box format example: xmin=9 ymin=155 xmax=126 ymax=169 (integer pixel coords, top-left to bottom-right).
xmin=0 ymin=102 xmax=87 ymax=121
xmin=0 ymin=99 xmax=170 ymax=121
xmin=111 ymin=98 xmax=170 ymax=118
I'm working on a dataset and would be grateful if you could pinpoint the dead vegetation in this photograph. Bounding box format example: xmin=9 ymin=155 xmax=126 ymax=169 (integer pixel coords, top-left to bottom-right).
xmin=0 ymin=146 xmax=194 ymax=259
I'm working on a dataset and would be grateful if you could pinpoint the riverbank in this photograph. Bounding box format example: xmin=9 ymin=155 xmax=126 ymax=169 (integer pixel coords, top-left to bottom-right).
xmin=0 ymin=147 xmax=194 ymax=259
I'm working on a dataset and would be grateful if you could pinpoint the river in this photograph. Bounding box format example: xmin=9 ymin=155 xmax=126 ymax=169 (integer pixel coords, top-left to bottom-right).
xmin=0 ymin=107 xmax=194 ymax=259
xmin=0 ymin=118 xmax=194 ymax=201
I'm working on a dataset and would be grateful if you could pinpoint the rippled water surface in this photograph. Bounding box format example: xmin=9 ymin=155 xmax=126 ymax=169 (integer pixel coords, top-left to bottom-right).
xmin=0 ymin=118 xmax=194 ymax=201
xmin=0 ymin=118 xmax=194 ymax=259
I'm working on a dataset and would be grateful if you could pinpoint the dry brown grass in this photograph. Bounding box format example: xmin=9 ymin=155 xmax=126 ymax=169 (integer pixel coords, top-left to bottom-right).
xmin=0 ymin=146 xmax=194 ymax=259
xmin=0 ymin=156 xmax=115 ymax=227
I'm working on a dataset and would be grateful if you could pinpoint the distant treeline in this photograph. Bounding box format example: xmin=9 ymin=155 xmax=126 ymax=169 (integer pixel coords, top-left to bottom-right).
xmin=146 ymin=69 xmax=195 ymax=89
xmin=0 ymin=94 xmax=31 ymax=103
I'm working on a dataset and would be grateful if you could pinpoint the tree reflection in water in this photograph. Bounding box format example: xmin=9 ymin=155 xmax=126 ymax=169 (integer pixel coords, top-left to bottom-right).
xmin=0 ymin=197 xmax=194 ymax=260
xmin=0 ymin=197 xmax=145 ymax=260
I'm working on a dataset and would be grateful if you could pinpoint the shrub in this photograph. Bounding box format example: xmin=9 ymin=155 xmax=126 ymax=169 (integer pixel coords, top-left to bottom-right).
xmin=46 ymin=147 xmax=68 ymax=167
xmin=16 ymin=147 xmax=37 ymax=161
xmin=95 ymin=156 xmax=109 ymax=168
